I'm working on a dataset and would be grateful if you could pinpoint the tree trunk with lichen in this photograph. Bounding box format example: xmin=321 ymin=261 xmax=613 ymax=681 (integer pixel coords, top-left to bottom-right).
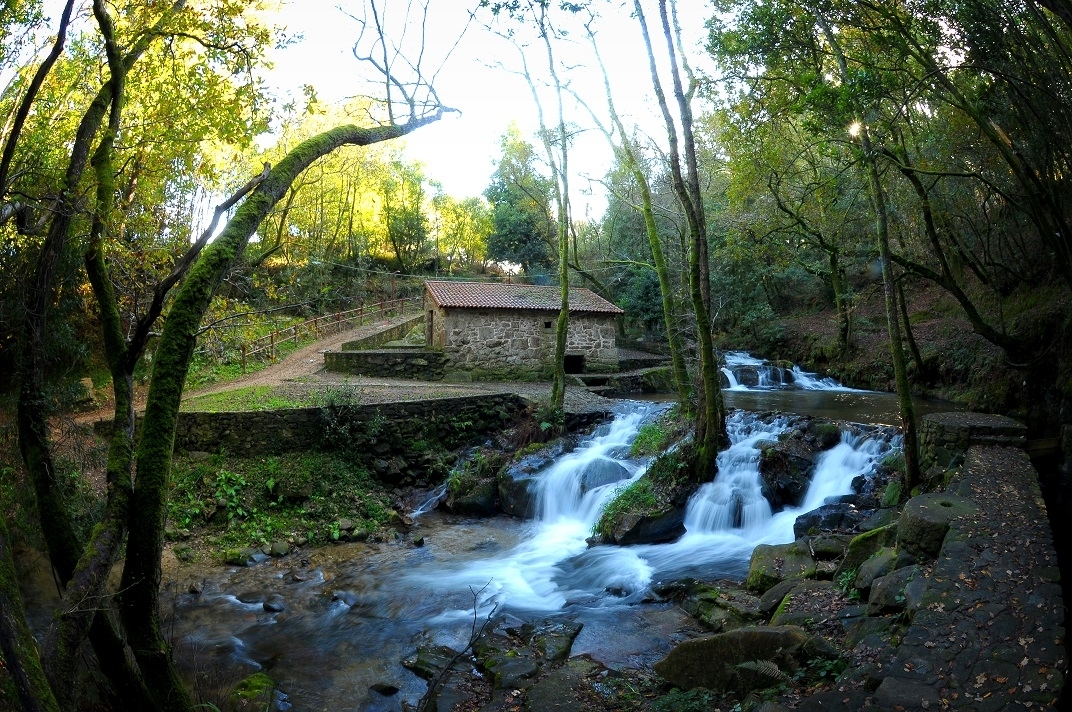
xmin=118 ymin=119 xmax=437 ymax=710
xmin=0 ymin=516 xmax=60 ymax=712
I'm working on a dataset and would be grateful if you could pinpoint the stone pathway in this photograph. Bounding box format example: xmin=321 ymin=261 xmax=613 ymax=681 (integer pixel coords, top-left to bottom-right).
xmin=795 ymin=444 xmax=1066 ymax=711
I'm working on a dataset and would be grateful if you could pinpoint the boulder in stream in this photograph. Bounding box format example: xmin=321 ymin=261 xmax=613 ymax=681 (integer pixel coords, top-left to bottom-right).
xmin=745 ymin=540 xmax=816 ymax=594
xmin=759 ymin=438 xmax=817 ymax=511
xmin=605 ymin=506 xmax=685 ymax=545
xmin=653 ymin=625 xmax=838 ymax=693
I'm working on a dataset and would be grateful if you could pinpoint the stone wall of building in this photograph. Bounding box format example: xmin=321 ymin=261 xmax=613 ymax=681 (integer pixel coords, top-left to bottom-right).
xmin=427 ymin=305 xmax=618 ymax=375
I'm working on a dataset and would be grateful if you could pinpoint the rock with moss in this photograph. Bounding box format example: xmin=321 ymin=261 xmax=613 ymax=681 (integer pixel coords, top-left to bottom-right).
xmin=682 ymin=583 xmax=763 ymax=632
xmin=231 ymin=672 xmax=277 ymax=710
xmin=759 ymin=438 xmax=818 ymax=510
xmin=653 ymin=625 xmax=839 ymax=693
xmin=745 ymin=540 xmax=817 ymax=594
xmin=896 ymin=493 xmax=977 ymax=558
xmin=835 ymin=524 xmax=898 ymax=580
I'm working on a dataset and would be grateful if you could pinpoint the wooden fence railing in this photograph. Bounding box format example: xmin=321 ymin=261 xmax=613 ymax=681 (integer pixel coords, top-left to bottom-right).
xmin=239 ymin=297 xmax=420 ymax=371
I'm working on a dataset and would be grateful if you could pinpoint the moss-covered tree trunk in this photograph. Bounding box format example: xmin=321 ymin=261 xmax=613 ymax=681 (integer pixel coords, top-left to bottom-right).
xmin=829 ymin=250 xmax=850 ymax=354
xmin=636 ymin=0 xmax=727 ymax=479
xmin=118 ymin=118 xmax=439 ymax=710
xmin=815 ymin=16 xmax=921 ymax=493
xmin=0 ymin=516 xmax=60 ymax=712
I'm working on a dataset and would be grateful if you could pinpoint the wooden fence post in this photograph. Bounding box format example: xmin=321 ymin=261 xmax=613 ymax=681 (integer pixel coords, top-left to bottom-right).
xmin=241 ymin=344 xmax=247 ymax=373
xmin=270 ymin=331 xmax=275 ymax=360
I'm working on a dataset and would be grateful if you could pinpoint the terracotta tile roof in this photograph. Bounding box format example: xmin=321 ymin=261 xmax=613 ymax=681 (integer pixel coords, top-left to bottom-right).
xmin=424 ymin=281 xmax=624 ymax=314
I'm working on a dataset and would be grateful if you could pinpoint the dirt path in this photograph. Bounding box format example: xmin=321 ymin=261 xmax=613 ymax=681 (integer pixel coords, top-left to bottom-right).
xmin=183 ymin=314 xmax=416 ymax=399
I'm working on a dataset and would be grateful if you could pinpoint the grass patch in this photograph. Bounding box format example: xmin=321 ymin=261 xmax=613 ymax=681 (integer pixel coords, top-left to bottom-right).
xmin=167 ymin=450 xmax=396 ymax=554
xmin=593 ymin=478 xmax=657 ymax=537
xmin=630 ymin=421 xmax=669 ymax=457
xmin=181 ymin=385 xmax=310 ymax=412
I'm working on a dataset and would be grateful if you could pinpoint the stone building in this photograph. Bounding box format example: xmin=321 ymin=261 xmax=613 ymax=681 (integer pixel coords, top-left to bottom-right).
xmin=423 ymin=280 xmax=623 ymax=376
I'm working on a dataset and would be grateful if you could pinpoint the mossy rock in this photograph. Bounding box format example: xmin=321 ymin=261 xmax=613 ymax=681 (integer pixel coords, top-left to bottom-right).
xmin=682 ymin=585 xmax=763 ymax=631
xmin=745 ymin=540 xmax=817 ymax=594
xmin=854 ymin=547 xmax=899 ymax=596
xmin=231 ymin=672 xmax=276 ymax=710
xmin=835 ymin=524 xmax=898 ymax=580
xmin=897 ymin=493 xmax=977 ymax=558
xmin=653 ymin=625 xmax=839 ymax=693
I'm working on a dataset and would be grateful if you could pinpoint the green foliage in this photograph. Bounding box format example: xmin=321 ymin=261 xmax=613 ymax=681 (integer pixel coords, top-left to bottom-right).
xmin=629 ymin=422 xmax=669 ymax=457
xmin=167 ymin=451 xmax=394 ymax=552
xmin=834 ymin=567 xmax=861 ymax=602
xmin=651 ymin=688 xmax=718 ymax=712
xmin=594 ymin=478 xmax=657 ymax=537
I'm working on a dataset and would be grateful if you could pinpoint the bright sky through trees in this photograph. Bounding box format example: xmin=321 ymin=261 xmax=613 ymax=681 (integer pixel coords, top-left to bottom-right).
xmin=266 ymin=1 xmax=711 ymax=213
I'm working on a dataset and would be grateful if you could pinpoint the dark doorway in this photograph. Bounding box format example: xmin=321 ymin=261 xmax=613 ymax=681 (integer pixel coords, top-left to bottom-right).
xmin=564 ymin=354 xmax=586 ymax=374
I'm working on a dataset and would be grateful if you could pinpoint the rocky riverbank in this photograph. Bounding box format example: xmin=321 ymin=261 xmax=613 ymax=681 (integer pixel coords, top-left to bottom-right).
xmin=403 ymin=412 xmax=1066 ymax=711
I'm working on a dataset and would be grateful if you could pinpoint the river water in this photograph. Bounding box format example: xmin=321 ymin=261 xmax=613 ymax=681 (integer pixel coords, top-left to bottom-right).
xmin=147 ymin=352 xmax=924 ymax=709
xmin=23 ymin=353 xmax=938 ymax=709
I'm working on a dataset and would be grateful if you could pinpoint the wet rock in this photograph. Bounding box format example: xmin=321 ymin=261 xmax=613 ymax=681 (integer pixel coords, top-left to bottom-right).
xmin=369 ymin=682 xmax=399 ymax=696
xmin=187 ymin=580 xmax=204 ymax=595
xmin=484 ymin=655 xmax=540 ymax=690
xmin=746 ymin=540 xmax=816 ymax=594
xmin=759 ymin=438 xmax=817 ymax=510
xmin=578 ymin=458 xmax=632 ymax=493
xmin=835 ymin=524 xmax=898 ymax=580
xmin=269 ymin=540 xmax=289 ymax=557
xmin=868 ymin=564 xmax=924 ymax=614
xmin=653 ymin=625 xmax=839 ymax=693
xmin=896 ymin=493 xmax=977 ymax=558
xmin=447 ymin=477 xmax=498 ymax=516
xmin=263 ymin=593 xmax=286 ymax=613
xmin=497 ymin=470 xmax=539 ymax=518
xmin=412 ymin=535 xmax=426 ymax=547
xmin=528 ymin=620 xmax=583 ymax=662
xmin=605 ymin=506 xmax=685 ymax=545
xmin=338 ymin=518 xmax=354 ymax=532
xmin=806 ymin=420 xmax=843 ymax=450
xmin=223 ymin=547 xmax=260 ymax=567
xmin=793 ymin=502 xmax=864 ymax=538
xmin=402 ymin=644 xmax=465 ymax=680
xmin=683 ymin=584 xmax=763 ymax=632
xmin=854 ymin=547 xmax=899 ymax=596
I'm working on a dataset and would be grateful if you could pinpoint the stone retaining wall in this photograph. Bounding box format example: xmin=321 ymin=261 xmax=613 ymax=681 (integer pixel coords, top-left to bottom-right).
xmin=340 ymin=313 xmax=424 ymax=351
xmin=919 ymin=411 xmax=1027 ymax=470
xmin=172 ymin=394 xmax=522 ymax=456
xmin=324 ymin=349 xmax=447 ymax=380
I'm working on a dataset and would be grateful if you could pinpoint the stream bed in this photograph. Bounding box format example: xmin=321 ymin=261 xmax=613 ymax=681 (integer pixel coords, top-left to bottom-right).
xmin=147 ymin=353 xmax=922 ymax=710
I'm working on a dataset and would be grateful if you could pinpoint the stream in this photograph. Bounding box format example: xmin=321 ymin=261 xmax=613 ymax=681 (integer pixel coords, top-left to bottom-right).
xmin=27 ymin=353 xmax=934 ymax=710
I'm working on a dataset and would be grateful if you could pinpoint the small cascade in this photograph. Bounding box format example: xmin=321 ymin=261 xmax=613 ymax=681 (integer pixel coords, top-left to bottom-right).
xmin=790 ymin=365 xmax=852 ymax=391
xmin=417 ymin=404 xmax=896 ymax=613
xmin=683 ymin=413 xmax=783 ymax=534
xmin=411 ymin=483 xmax=449 ymax=518
xmin=720 ymin=366 xmax=742 ymax=389
xmin=722 ymin=351 xmax=855 ymax=392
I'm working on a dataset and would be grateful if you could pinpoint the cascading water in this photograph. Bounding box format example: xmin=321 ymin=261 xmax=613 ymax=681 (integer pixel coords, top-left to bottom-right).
xmin=418 ymin=398 xmax=896 ymax=615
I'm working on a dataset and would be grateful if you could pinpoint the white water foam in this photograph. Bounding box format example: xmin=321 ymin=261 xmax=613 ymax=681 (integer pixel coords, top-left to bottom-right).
xmin=414 ymin=404 xmax=895 ymax=616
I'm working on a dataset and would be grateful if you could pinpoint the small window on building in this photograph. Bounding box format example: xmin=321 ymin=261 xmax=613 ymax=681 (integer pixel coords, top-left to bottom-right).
xmin=543 ymin=321 xmax=552 ymax=329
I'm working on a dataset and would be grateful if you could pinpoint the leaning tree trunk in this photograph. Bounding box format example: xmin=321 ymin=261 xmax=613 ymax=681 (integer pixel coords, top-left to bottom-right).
xmin=118 ymin=119 xmax=437 ymax=711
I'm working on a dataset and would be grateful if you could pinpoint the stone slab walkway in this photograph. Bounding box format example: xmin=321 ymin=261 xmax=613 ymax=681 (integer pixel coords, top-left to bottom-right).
xmin=800 ymin=445 xmax=1066 ymax=711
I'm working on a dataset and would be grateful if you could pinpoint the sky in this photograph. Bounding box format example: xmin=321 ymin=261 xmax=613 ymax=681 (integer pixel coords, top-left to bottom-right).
xmin=264 ymin=1 xmax=715 ymax=215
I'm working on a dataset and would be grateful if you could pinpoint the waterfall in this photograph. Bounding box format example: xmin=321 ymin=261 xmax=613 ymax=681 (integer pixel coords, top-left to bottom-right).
xmin=721 ymin=366 xmax=742 ymax=389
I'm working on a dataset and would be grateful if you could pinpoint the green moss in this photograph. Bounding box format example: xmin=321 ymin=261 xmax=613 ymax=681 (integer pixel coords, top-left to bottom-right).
xmin=594 ymin=478 xmax=658 ymax=537
xmin=630 ymin=422 xmax=669 ymax=457
xmin=181 ymin=385 xmax=308 ymax=412
xmin=881 ymin=479 xmax=902 ymax=507
xmin=168 ymin=451 xmax=394 ymax=552
xmin=231 ymin=672 xmax=275 ymax=706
